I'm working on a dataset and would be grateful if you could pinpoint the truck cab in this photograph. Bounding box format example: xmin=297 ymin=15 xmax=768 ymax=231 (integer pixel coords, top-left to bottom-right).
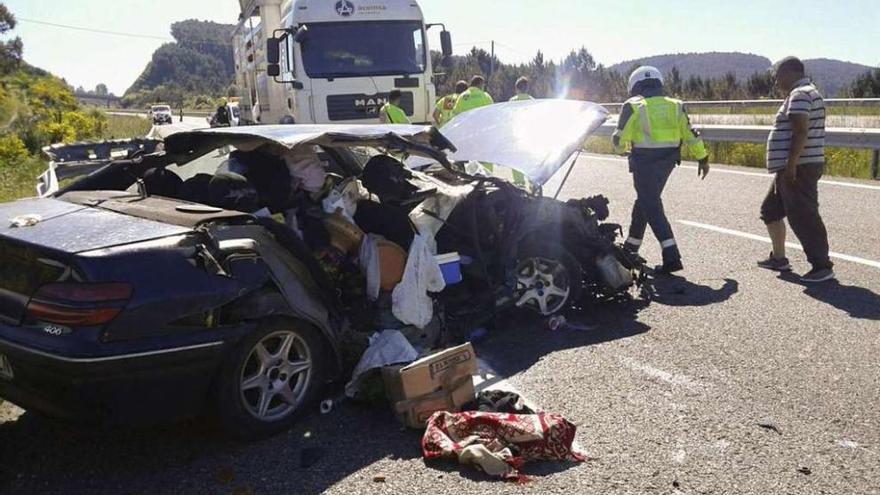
xmin=236 ymin=0 xmax=451 ymax=125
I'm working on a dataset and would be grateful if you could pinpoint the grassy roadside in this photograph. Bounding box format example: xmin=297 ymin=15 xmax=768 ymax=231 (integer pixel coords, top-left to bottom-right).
xmin=584 ymin=137 xmax=876 ymax=179
xmin=0 ymin=114 xmax=151 ymax=202
xmin=102 ymin=114 xmax=152 ymax=140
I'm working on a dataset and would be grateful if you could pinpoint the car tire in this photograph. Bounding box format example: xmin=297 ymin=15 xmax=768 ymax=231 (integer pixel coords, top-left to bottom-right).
xmin=215 ymin=317 xmax=329 ymax=438
xmin=514 ymin=243 xmax=582 ymax=316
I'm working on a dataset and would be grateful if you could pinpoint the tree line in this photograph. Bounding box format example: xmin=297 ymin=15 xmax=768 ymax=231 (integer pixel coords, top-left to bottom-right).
xmin=434 ymin=47 xmax=878 ymax=102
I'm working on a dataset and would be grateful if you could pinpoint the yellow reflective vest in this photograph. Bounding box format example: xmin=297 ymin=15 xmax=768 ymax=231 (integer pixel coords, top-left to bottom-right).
xmin=452 ymin=87 xmax=494 ymax=116
xmin=509 ymin=93 xmax=534 ymax=102
xmin=613 ymin=96 xmax=708 ymax=161
xmin=434 ymin=94 xmax=458 ymax=126
xmin=380 ymin=103 xmax=410 ymax=124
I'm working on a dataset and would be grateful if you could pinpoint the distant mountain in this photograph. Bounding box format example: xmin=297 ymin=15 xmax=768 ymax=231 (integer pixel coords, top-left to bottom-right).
xmin=609 ymin=52 xmax=875 ymax=97
xmin=610 ymin=52 xmax=771 ymax=81
xmin=802 ymin=58 xmax=875 ymax=97
xmin=124 ymin=19 xmax=235 ymax=106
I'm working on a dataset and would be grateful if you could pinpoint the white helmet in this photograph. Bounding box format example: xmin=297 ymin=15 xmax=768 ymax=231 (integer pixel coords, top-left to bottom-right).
xmin=628 ymin=66 xmax=664 ymax=95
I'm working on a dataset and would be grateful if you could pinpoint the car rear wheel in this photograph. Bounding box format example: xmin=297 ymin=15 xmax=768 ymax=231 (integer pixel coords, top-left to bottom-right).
xmin=514 ymin=244 xmax=582 ymax=316
xmin=216 ymin=318 xmax=328 ymax=437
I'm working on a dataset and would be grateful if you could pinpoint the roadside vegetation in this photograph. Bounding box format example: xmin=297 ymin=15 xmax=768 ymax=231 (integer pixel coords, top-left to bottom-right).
xmin=585 ymin=137 xmax=875 ymax=179
xmin=0 ymin=3 xmax=154 ymax=202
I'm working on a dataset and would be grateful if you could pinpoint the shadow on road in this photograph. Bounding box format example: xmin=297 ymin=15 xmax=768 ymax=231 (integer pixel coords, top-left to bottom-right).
xmin=0 ymin=301 xmax=654 ymax=494
xmin=476 ymin=298 xmax=652 ymax=379
xmin=0 ymin=400 xmax=424 ymax=495
xmin=778 ymin=274 xmax=880 ymax=320
xmin=645 ymin=275 xmax=739 ymax=307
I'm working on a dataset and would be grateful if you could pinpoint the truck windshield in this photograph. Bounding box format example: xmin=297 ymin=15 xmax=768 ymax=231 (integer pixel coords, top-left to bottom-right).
xmin=300 ymin=21 xmax=425 ymax=78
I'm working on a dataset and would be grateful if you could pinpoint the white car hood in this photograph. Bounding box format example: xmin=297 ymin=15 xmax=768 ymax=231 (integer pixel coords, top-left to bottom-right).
xmin=437 ymin=99 xmax=609 ymax=186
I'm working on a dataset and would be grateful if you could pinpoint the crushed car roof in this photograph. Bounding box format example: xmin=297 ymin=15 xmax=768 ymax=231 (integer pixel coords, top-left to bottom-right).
xmin=164 ymin=124 xmax=442 ymax=165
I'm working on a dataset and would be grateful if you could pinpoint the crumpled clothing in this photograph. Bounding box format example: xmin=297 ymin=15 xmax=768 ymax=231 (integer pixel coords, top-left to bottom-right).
xmin=422 ymin=411 xmax=587 ymax=481
xmin=392 ymin=234 xmax=445 ymax=328
xmin=344 ymin=330 xmax=418 ymax=398
xmin=284 ymin=146 xmax=327 ymax=193
xmin=358 ymin=233 xmax=383 ymax=301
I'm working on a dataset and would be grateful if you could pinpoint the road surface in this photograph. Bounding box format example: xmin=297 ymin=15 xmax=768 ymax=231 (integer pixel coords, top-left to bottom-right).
xmin=1 ymin=154 xmax=879 ymax=494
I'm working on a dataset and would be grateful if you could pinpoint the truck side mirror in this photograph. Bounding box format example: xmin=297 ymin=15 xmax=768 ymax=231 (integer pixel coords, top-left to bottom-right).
xmin=440 ymin=30 xmax=453 ymax=58
xmin=267 ymin=64 xmax=281 ymax=77
xmin=267 ymin=37 xmax=281 ymax=65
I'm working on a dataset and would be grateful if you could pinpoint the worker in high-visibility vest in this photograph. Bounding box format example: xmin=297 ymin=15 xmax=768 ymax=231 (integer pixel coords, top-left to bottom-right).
xmin=379 ymin=89 xmax=411 ymax=124
xmin=451 ymin=75 xmax=494 ymax=117
xmin=434 ymin=80 xmax=468 ymax=127
xmin=509 ymin=76 xmax=534 ymax=101
xmin=613 ymin=66 xmax=710 ymax=274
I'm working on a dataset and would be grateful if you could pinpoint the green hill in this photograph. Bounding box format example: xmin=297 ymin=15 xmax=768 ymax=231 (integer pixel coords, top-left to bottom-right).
xmin=123 ymin=19 xmax=235 ymax=108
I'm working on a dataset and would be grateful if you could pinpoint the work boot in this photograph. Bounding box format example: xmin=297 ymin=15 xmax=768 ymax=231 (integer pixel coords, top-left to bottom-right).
xmin=622 ymin=239 xmax=646 ymax=265
xmin=658 ymin=258 xmax=684 ymax=274
xmin=659 ymin=242 xmax=683 ymax=274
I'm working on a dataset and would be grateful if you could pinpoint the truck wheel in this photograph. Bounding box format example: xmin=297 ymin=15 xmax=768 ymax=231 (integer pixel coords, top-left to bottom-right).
xmin=514 ymin=243 xmax=582 ymax=316
xmin=215 ymin=318 xmax=329 ymax=438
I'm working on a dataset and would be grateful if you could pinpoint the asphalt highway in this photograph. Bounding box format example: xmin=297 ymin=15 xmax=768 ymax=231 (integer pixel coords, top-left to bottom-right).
xmin=1 ymin=154 xmax=878 ymax=494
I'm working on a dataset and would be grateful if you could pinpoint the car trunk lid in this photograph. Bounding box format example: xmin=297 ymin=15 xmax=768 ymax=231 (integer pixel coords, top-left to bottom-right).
xmin=0 ymin=197 xmax=193 ymax=326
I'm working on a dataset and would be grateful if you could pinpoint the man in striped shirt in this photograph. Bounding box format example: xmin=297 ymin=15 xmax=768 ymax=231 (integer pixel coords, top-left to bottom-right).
xmin=758 ymin=56 xmax=834 ymax=283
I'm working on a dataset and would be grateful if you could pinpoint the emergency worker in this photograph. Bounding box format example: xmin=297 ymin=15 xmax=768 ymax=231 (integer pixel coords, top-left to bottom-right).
xmin=434 ymin=80 xmax=468 ymax=126
xmin=379 ymin=89 xmax=411 ymax=124
xmin=452 ymin=75 xmax=494 ymax=117
xmin=613 ymin=66 xmax=710 ymax=273
xmin=509 ymin=76 xmax=534 ymax=101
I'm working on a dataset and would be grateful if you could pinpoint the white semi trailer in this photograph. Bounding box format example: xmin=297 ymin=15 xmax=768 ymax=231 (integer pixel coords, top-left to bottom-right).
xmin=233 ymin=0 xmax=452 ymax=125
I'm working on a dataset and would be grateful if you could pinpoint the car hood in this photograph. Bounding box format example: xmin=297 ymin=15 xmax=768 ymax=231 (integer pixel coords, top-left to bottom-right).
xmin=164 ymin=124 xmax=448 ymax=165
xmin=436 ymin=99 xmax=609 ymax=186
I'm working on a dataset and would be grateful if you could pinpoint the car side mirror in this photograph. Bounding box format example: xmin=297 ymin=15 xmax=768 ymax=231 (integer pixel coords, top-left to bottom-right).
xmin=440 ymin=30 xmax=453 ymax=58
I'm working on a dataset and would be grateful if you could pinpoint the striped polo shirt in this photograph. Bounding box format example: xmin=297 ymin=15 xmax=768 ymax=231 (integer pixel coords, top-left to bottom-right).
xmin=766 ymin=78 xmax=826 ymax=172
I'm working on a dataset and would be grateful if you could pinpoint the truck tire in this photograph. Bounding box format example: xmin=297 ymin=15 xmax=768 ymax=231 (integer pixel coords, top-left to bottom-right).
xmin=215 ymin=317 xmax=329 ymax=438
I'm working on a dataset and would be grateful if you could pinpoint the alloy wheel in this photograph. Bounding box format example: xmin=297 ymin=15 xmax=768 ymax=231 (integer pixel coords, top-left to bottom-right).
xmin=239 ymin=330 xmax=312 ymax=422
xmin=515 ymin=257 xmax=572 ymax=315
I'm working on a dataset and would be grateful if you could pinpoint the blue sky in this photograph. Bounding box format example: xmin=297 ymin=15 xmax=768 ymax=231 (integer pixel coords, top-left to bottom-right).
xmin=5 ymin=0 xmax=879 ymax=95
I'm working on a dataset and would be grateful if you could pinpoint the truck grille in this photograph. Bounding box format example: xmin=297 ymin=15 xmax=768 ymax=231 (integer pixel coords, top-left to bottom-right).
xmin=326 ymin=92 xmax=414 ymax=121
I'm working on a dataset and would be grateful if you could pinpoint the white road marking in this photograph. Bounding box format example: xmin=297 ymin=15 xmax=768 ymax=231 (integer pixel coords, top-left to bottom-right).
xmin=619 ymin=357 xmax=709 ymax=390
xmin=582 ymin=154 xmax=880 ymax=191
xmin=678 ymin=220 xmax=880 ymax=269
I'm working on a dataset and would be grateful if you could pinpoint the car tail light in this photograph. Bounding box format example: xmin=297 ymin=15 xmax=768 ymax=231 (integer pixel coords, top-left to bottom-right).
xmin=26 ymin=283 xmax=133 ymax=327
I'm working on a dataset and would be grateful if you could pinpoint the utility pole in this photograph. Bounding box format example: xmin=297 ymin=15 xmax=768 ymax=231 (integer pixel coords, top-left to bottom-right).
xmin=490 ymin=41 xmax=495 ymax=94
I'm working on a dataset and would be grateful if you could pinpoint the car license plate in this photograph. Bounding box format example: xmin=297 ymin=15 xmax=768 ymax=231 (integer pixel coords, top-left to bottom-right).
xmin=0 ymin=353 xmax=13 ymax=380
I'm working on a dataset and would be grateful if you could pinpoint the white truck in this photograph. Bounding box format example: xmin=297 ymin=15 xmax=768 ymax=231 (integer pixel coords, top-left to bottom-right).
xmin=233 ymin=0 xmax=452 ymax=125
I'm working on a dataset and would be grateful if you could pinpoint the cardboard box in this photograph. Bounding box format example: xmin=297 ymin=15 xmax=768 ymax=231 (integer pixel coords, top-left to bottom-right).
xmin=382 ymin=343 xmax=478 ymax=428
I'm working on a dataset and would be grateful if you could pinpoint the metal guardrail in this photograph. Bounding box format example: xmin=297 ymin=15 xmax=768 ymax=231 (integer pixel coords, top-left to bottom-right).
xmin=107 ymin=108 xmax=212 ymax=118
xmin=594 ymin=123 xmax=880 ymax=179
xmin=599 ymin=98 xmax=880 ymax=112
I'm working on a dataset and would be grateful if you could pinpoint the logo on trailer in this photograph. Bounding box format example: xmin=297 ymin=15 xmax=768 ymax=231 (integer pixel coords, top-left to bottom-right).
xmin=335 ymin=0 xmax=355 ymax=16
